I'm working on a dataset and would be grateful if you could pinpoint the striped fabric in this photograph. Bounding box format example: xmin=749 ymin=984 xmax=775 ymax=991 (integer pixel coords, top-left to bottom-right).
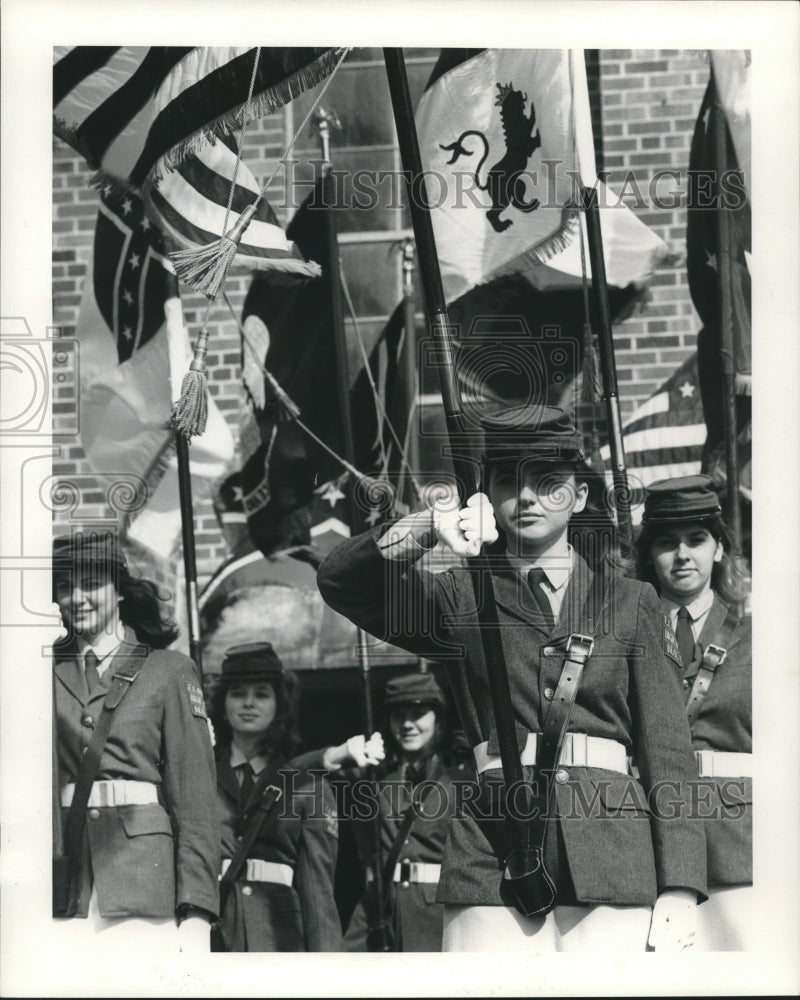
xmin=145 ymin=134 xmax=321 ymax=278
xmin=53 ymin=46 xmax=342 ymax=189
xmin=601 ymin=353 xmax=705 ymax=523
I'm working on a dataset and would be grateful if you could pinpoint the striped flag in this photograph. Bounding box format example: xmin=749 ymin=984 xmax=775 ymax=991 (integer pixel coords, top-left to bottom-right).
xmin=144 ymin=134 xmax=321 ymax=279
xmin=53 ymin=46 xmax=343 ymax=190
xmin=600 ymin=353 xmax=705 ymax=522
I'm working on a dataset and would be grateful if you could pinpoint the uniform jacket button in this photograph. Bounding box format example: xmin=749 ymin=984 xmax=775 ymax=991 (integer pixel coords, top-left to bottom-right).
xmin=543 ymin=646 xmax=555 ymax=657
xmin=400 ymin=881 xmax=410 ymax=890
xmin=242 ymin=885 xmax=253 ymax=896
xmin=682 ymin=679 xmax=690 ymax=689
xmin=82 ymin=715 xmax=94 ymax=727
xmin=88 ymin=808 xmax=100 ymax=821
xmin=554 ymin=769 xmax=569 ymax=784
xmin=543 ymin=687 xmax=554 ymax=701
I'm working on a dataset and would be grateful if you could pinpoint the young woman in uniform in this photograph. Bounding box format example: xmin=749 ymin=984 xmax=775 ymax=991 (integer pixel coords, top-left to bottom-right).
xmin=301 ymin=671 xmax=469 ymax=952
xmin=209 ymin=642 xmax=342 ymax=952
xmin=317 ymin=405 xmax=708 ymax=952
xmin=636 ymin=475 xmax=752 ymax=950
xmin=52 ymin=531 xmax=219 ymax=953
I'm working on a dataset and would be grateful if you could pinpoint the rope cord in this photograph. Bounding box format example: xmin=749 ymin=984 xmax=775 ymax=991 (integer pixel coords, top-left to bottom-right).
xmin=221 ymin=291 xmax=368 ymax=483
xmin=337 ymin=261 xmax=423 ymax=503
xmin=253 ymin=47 xmax=351 ymax=210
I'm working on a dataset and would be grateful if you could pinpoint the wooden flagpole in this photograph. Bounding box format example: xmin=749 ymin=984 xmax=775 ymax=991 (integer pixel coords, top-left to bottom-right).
xmin=383 ymin=48 xmax=542 ymax=908
xmin=175 ymin=433 xmax=203 ymax=675
xmin=314 ymin=107 xmax=392 ymax=951
xmin=711 ymin=95 xmax=742 ymax=554
xmin=580 ymin=187 xmax=634 ymax=548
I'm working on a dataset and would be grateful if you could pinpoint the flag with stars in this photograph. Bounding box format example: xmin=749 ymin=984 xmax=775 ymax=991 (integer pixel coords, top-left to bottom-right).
xmin=686 ymin=51 xmax=751 ymax=477
xmin=214 ymin=179 xmax=406 ymax=565
xmin=600 ymin=353 xmax=705 ymax=523
xmin=76 ymin=187 xmax=234 ymax=559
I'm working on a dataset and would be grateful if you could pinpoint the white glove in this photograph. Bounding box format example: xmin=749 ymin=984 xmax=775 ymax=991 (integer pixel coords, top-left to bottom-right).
xmin=647 ymin=888 xmax=697 ymax=951
xmin=433 ymin=492 xmax=498 ymax=557
xmin=177 ymin=915 xmax=211 ymax=953
xmin=345 ymin=732 xmax=385 ymax=768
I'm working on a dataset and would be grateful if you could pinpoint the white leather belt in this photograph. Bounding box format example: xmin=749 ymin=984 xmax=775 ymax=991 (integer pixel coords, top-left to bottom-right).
xmin=695 ymin=750 xmax=753 ymax=778
xmin=474 ymin=732 xmax=629 ymax=776
xmin=367 ymin=862 xmax=441 ymax=885
xmin=220 ymin=858 xmax=294 ymax=886
xmin=61 ymin=780 xmax=159 ymax=808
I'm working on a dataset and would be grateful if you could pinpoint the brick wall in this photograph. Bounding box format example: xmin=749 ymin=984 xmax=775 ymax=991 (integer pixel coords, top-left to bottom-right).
xmin=52 ymin=48 xmax=709 ymax=596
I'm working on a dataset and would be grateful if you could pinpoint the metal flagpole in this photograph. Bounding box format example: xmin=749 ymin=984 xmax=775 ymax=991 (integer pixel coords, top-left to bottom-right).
xmin=383 ymin=48 xmax=543 ymax=914
xmin=175 ymin=433 xmax=203 ymax=675
xmin=314 ymin=107 xmax=392 ymax=951
xmin=711 ymin=97 xmax=742 ymax=554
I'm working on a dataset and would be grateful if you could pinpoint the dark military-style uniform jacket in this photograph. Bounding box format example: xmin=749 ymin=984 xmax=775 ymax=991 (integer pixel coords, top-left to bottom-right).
xmin=53 ymin=628 xmax=220 ymax=920
xmin=216 ymin=749 xmax=342 ymax=952
xmin=317 ymin=530 xmax=708 ymax=908
xmin=681 ymin=594 xmax=752 ymax=887
xmin=298 ymin=749 xmax=469 ymax=951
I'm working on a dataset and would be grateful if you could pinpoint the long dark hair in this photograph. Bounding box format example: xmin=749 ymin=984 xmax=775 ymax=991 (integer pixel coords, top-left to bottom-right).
xmin=635 ymin=516 xmax=748 ymax=607
xmin=52 ymin=561 xmax=179 ymax=649
xmin=209 ymin=670 xmax=302 ymax=761
xmin=118 ymin=568 xmax=179 ymax=648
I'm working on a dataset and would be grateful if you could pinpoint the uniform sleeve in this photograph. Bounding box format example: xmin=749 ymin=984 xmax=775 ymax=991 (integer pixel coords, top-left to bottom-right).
xmin=317 ymin=528 xmax=464 ymax=662
xmin=160 ymin=653 xmax=221 ymax=919
xmin=628 ymin=583 xmax=708 ymax=901
xmin=294 ymin=774 xmax=343 ymax=951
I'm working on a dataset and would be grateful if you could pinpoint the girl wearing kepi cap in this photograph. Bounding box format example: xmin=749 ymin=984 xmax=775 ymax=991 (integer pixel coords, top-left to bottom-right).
xmin=209 ymin=642 xmax=342 ymax=952
xmin=636 ymin=475 xmax=752 ymax=950
xmin=297 ymin=670 xmax=468 ymax=952
xmin=317 ymin=404 xmax=707 ymax=953
xmin=51 ymin=531 xmax=219 ymax=953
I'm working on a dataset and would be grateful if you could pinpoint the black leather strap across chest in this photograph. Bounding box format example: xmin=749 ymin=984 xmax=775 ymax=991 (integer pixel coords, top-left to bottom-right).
xmin=685 ymin=602 xmax=740 ymax=725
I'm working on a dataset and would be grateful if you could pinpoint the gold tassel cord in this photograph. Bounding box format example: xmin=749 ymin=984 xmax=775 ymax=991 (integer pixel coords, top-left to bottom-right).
xmin=170 ymin=204 xmax=258 ymax=298
xmin=172 ymin=313 xmax=211 ymax=438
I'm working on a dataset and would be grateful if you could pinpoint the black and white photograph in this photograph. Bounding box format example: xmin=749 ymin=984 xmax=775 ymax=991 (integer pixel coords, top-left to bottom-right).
xmin=1 ymin=1 xmax=798 ymax=996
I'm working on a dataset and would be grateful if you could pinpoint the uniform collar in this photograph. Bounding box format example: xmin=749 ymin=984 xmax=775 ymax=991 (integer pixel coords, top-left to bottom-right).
xmin=660 ymin=587 xmax=715 ymax=621
xmin=505 ymin=543 xmax=574 ymax=592
xmin=230 ymin=743 xmax=269 ymax=775
xmin=77 ymin=627 xmax=124 ymax=664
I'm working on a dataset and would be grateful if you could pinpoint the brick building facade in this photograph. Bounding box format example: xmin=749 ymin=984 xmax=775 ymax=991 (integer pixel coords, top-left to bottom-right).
xmin=51 ymin=48 xmax=711 ymax=600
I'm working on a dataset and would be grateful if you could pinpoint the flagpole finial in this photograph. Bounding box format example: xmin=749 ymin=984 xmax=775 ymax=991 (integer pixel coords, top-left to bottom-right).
xmin=311 ymin=107 xmax=341 ymax=165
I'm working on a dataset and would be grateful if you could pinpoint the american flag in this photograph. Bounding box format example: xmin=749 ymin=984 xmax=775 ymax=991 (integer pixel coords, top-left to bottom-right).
xmin=601 ymin=353 xmax=705 ymax=522
xmin=53 ymin=46 xmax=343 ymax=189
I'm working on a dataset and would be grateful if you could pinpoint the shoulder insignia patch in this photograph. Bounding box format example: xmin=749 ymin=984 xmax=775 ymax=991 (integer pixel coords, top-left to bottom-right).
xmin=662 ymin=613 xmax=683 ymax=669
xmin=186 ymin=682 xmax=207 ymax=719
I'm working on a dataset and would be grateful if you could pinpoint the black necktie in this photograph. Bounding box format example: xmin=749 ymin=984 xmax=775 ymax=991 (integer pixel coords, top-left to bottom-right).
xmin=84 ymin=649 xmax=101 ymax=694
xmin=238 ymin=763 xmax=256 ymax=805
xmin=527 ymin=568 xmax=556 ymax=627
xmin=676 ymin=606 xmax=695 ymax=668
